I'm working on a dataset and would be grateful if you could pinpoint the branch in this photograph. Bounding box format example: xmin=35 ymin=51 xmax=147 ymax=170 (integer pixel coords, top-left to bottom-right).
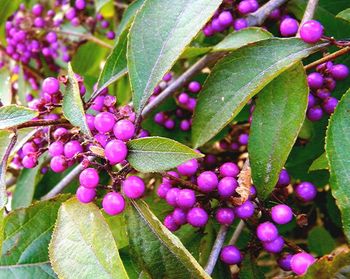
xmin=246 ymin=0 xmax=289 ymax=26
xmin=204 ymin=225 xmax=229 ymax=275
xmin=54 ymin=30 xmax=113 ymax=49
xmin=16 ymin=119 xmax=70 ymax=129
xmin=297 ymin=0 xmax=319 ymax=36
xmin=41 ymin=156 xmax=95 ymax=200
xmin=229 ymin=220 xmax=245 ymax=245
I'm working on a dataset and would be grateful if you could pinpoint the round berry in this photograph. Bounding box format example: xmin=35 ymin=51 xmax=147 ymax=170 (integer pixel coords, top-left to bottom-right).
xmin=164 ymin=119 xmax=175 ymax=129
xmin=271 ymin=204 xmax=293 ymax=225
xmin=79 ymin=168 xmax=99 ymax=188
xmin=290 ymin=252 xmax=315 ymax=275
xmin=22 ymin=155 xmax=37 ymax=168
xmin=295 ymin=182 xmax=317 ymax=202
xmin=172 ymin=208 xmax=187 ymax=225
xmin=280 ymin=18 xmax=299 ymax=37
xmin=277 ymin=169 xmax=290 ymax=187
xmin=166 ymin=188 xmax=180 ymax=207
xmin=94 ymin=112 xmax=116 ymax=133
xmin=177 ymin=159 xmax=198 ymax=176
xmin=330 ymin=64 xmax=349 ymax=80
xmin=64 ymin=140 xmax=83 ymax=159
xmin=76 ymin=186 xmax=96 ymax=203
xmin=218 ymin=11 xmax=233 ymax=27
xmin=75 ymin=0 xmax=86 ymax=10
xmin=122 ymin=176 xmax=145 ymax=199
xmin=42 ymin=77 xmax=60 ymax=94
xmin=238 ymin=0 xmax=253 ymax=14
xmin=300 ymin=20 xmax=324 ymax=44
xmin=316 ymin=88 xmax=331 ymax=100
xmin=220 ymin=162 xmax=240 ymax=177
xmin=86 ymin=114 xmax=95 ymax=131
xmin=178 ymin=93 xmax=189 ymax=104
xmin=162 ymin=171 xmax=179 ymax=185
xmin=156 ymin=183 xmax=172 ymax=199
xmin=216 ymin=208 xmax=235 ymax=225
xmin=188 ymin=81 xmax=201 ymax=93
xmin=278 ymin=254 xmax=293 ymax=271
xmin=307 ymin=72 xmax=324 ymax=90
xmin=180 ymin=119 xmax=191 ymax=131
xmin=308 ymin=94 xmax=316 ymax=109
xmin=176 ymin=189 xmax=196 ymax=209
xmin=22 ymin=142 xmax=37 ymax=155
xmin=50 ymin=155 xmax=67 ymax=173
xmin=187 ymin=207 xmax=208 ymax=227
xmin=94 ymin=133 xmax=108 ymax=148
xmin=164 ymin=214 xmax=179 ymax=232
xmin=263 ymin=236 xmax=285 ymax=253
xmin=233 ymin=18 xmax=248 ymax=31
xmin=113 ymin=119 xmax=135 ymax=141
xmin=322 ymin=97 xmax=338 ymax=115
xmin=91 ymin=96 xmax=105 ymax=111
xmin=234 ymin=200 xmax=255 ymax=219
xmin=256 ymin=221 xmax=279 ymax=242
xmin=48 ymin=141 xmax=64 ymax=157
xmin=307 ymin=106 xmax=323 ymax=121
xmin=220 ymin=245 xmax=242 ymax=265
xmin=104 ymin=139 xmax=128 ymax=165
xmin=238 ymin=133 xmax=249 ymax=145
xmin=218 ymin=177 xmax=238 ymax=198
xmin=197 ymin=171 xmax=218 ymax=193
xmin=102 ymin=192 xmax=125 ymax=215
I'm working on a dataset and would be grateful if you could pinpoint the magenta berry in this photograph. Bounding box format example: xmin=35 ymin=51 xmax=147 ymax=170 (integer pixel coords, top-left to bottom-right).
xmin=22 ymin=155 xmax=37 ymax=168
xmin=330 ymin=64 xmax=349 ymax=80
xmin=102 ymin=192 xmax=125 ymax=215
xmin=50 ymin=155 xmax=67 ymax=173
xmin=104 ymin=139 xmax=128 ymax=165
xmin=307 ymin=106 xmax=323 ymax=121
xmin=263 ymin=236 xmax=285 ymax=253
xmin=157 ymin=183 xmax=172 ymax=199
xmin=307 ymin=72 xmax=324 ymax=89
xmin=290 ymin=252 xmax=315 ymax=275
xmin=48 ymin=141 xmax=64 ymax=157
xmin=197 ymin=171 xmax=218 ymax=193
xmin=188 ymin=81 xmax=201 ymax=93
xmin=322 ymin=97 xmax=338 ymax=115
xmin=256 ymin=221 xmax=278 ymax=242
xmin=295 ymin=182 xmax=317 ymax=202
xmin=218 ymin=177 xmax=238 ymax=198
xmin=42 ymin=77 xmax=60 ymax=94
xmin=234 ymin=200 xmax=255 ymax=219
xmin=79 ymin=168 xmax=99 ymax=188
xmin=165 ymin=188 xmax=180 ymax=207
xmin=271 ymin=204 xmax=293 ymax=225
xmin=216 ymin=208 xmax=235 ymax=225
xmin=113 ymin=119 xmax=135 ymax=141
xmin=300 ymin=20 xmax=324 ymax=44
xmin=164 ymin=214 xmax=179 ymax=231
xmin=94 ymin=112 xmax=116 ymax=133
xmin=278 ymin=254 xmax=293 ymax=271
xmin=76 ymin=186 xmax=96 ymax=203
xmin=187 ymin=207 xmax=208 ymax=227
xmin=176 ymin=189 xmax=196 ymax=209
xmin=177 ymin=159 xmax=198 ymax=176
xmin=64 ymin=140 xmax=83 ymax=159
xmin=220 ymin=162 xmax=240 ymax=177
xmin=277 ymin=169 xmax=290 ymax=187
xmin=280 ymin=18 xmax=299 ymax=37
xmin=220 ymin=245 xmax=242 ymax=265
xmin=122 ymin=176 xmax=145 ymax=199
xmin=172 ymin=208 xmax=187 ymax=225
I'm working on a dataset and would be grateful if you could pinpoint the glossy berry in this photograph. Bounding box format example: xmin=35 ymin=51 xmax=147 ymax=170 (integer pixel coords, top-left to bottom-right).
xmin=234 ymin=18 xmax=248 ymax=31
xmin=122 ymin=176 xmax=145 ymax=199
xmin=197 ymin=171 xmax=218 ymax=192
xmin=220 ymin=245 xmax=242 ymax=265
xmin=22 ymin=142 xmax=37 ymax=155
xmin=238 ymin=0 xmax=253 ymax=14
xmin=176 ymin=189 xmax=196 ymax=209
xmin=102 ymin=192 xmax=125 ymax=215
xmin=256 ymin=221 xmax=279 ymax=242
xmin=280 ymin=18 xmax=299 ymax=37
xmin=322 ymin=97 xmax=338 ymax=115
xmin=22 ymin=155 xmax=37 ymax=168
xmin=94 ymin=112 xmax=116 ymax=133
xmin=216 ymin=208 xmax=235 ymax=225
xmin=188 ymin=81 xmax=201 ymax=93
xmin=156 ymin=183 xmax=172 ymax=199
xmin=187 ymin=207 xmax=208 ymax=227
xmin=172 ymin=208 xmax=187 ymax=225
xmin=330 ymin=64 xmax=349 ymax=80
xmin=218 ymin=177 xmax=238 ymax=198
xmin=278 ymin=254 xmax=293 ymax=271
xmin=48 ymin=141 xmax=64 ymax=157
xmin=271 ymin=204 xmax=293 ymax=225
xmin=50 ymin=155 xmax=67 ymax=173
xmin=234 ymin=200 xmax=255 ymax=219
xmin=263 ymin=236 xmax=284 ymax=253
xmin=177 ymin=159 xmax=198 ymax=176
xmin=220 ymin=162 xmax=240 ymax=177
xmin=113 ymin=119 xmax=135 ymax=141
xmin=164 ymin=214 xmax=179 ymax=231
xmin=277 ymin=169 xmax=290 ymax=187
xmin=238 ymin=133 xmax=249 ymax=145
xmin=307 ymin=72 xmax=324 ymax=89
xmin=300 ymin=20 xmax=324 ymax=44
xmin=295 ymin=182 xmax=317 ymax=202
xmin=290 ymin=252 xmax=315 ymax=275
xmin=79 ymin=168 xmax=99 ymax=188
xmin=104 ymin=139 xmax=128 ymax=165
xmin=307 ymin=106 xmax=323 ymax=121
xmin=166 ymin=188 xmax=180 ymax=207
xmin=64 ymin=140 xmax=83 ymax=159
xmin=76 ymin=186 xmax=96 ymax=203
xmin=42 ymin=77 xmax=60 ymax=94
xmin=218 ymin=11 xmax=233 ymax=27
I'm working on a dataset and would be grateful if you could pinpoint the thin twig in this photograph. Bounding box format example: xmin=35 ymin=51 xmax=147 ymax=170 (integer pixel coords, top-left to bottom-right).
xmin=114 ymin=1 xmax=128 ymax=8
xmin=17 ymin=119 xmax=70 ymax=129
xmin=297 ymin=0 xmax=319 ymax=37
xmin=162 ymin=172 xmax=202 ymax=192
xmin=204 ymin=225 xmax=229 ymax=275
xmin=229 ymin=220 xmax=245 ymax=245
xmin=304 ymin=46 xmax=350 ymax=71
xmin=54 ymin=30 xmax=113 ymax=49
xmin=246 ymin=0 xmax=289 ymax=26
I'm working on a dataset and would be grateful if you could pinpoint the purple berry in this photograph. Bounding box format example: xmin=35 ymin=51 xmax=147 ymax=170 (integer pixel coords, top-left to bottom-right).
xmin=238 ymin=133 xmax=249 ymax=145
xmin=218 ymin=11 xmax=233 ymax=27
xmin=188 ymin=81 xmax=202 ymax=93
xmin=79 ymin=168 xmax=99 ymax=188
xmin=22 ymin=142 xmax=37 ymax=155
xmin=106 ymin=31 xmax=116 ymax=40
xmin=113 ymin=119 xmax=135 ymax=141
xmin=50 ymin=155 xmax=67 ymax=173
xmin=277 ymin=169 xmax=290 ymax=187
xmin=104 ymin=139 xmax=128 ymax=165
xmin=94 ymin=112 xmax=115 ymax=133
xmin=218 ymin=177 xmax=238 ymax=198
xmin=256 ymin=221 xmax=279 ymax=242
xmin=307 ymin=72 xmax=324 ymax=89
xmin=211 ymin=18 xmax=225 ymax=32
xmin=180 ymin=119 xmax=191 ymax=131
xmin=166 ymin=188 xmax=180 ymax=207
xmin=173 ymin=208 xmax=187 ymax=225
xmin=91 ymin=96 xmax=105 ymax=111
xmin=32 ymin=4 xmax=44 ymax=16
xmin=238 ymin=0 xmax=253 ymax=14
xmin=197 ymin=171 xmax=218 ymax=193
xmin=278 ymin=254 xmax=293 ymax=271
xmin=102 ymin=192 xmax=125 ymax=215
xmin=220 ymin=162 xmax=240 ymax=177
xmin=330 ymin=64 xmax=349 ymax=80
xmin=176 ymin=189 xmax=196 ymax=209
xmin=42 ymin=77 xmax=60 ymax=94
xmin=94 ymin=133 xmax=108 ymax=148
xmin=64 ymin=140 xmax=83 ymax=159
xmin=122 ymin=176 xmax=145 ymax=199
xmin=295 ymin=182 xmax=317 ymax=202
xmin=300 ymin=20 xmax=324 ymax=44
xmin=154 ymin=112 xmax=165 ymax=124
xmin=233 ymin=18 xmax=248 ymax=30
xmin=187 ymin=207 xmax=208 ymax=227
xmin=48 ymin=141 xmax=64 ymax=157
xmin=163 ymin=72 xmax=172 ymax=82
xmin=76 ymin=186 xmax=96 ymax=203
xmin=164 ymin=214 xmax=179 ymax=231
xmin=65 ymin=8 xmax=76 ymax=20
xmin=216 ymin=208 xmax=235 ymax=225
xmin=177 ymin=159 xmax=198 ymax=176
xmin=75 ymin=0 xmax=86 ymax=10
xmin=307 ymin=106 xmax=323 ymax=121
xmin=280 ymin=18 xmax=299 ymax=37
xmin=263 ymin=236 xmax=285 ymax=253
xmin=220 ymin=245 xmax=242 ymax=265
xmin=316 ymin=88 xmax=331 ymax=100
xmin=164 ymin=119 xmax=175 ymax=129
xmin=234 ymin=200 xmax=255 ymax=219
xmin=162 ymin=171 xmax=179 ymax=185
xmin=290 ymin=252 xmax=315 ymax=275
xmin=322 ymin=97 xmax=338 ymax=115
xmin=271 ymin=204 xmax=293 ymax=225
xmin=46 ymin=32 xmax=57 ymax=43
xmin=157 ymin=183 xmax=172 ymax=199
xmin=22 ymin=155 xmax=37 ymax=168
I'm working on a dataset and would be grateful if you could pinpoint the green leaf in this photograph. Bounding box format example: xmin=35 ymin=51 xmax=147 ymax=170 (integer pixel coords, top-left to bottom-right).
xmin=326 ymin=88 xmax=350 ymax=241
xmin=127 ymin=136 xmax=203 ymax=172
xmin=128 ymin=0 xmax=221 ymax=114
xmin=0 ymin=195 xmax=69 ymax=278
xmin=213 ymin=27 xmax=272 ymax=52
xmin=180 ymin=47 xmax=212 ymax=59
xmin=307 ymin=227 xmax=336 ymax=256
xmin=63 ymin=64 xmax=91 ymax=136
xmin=0 ymin=68 xmax=12 ymax=106
xmin=309 ymin=152 xmax=328 ymax=172
xmin=49 ymin=198 xmax=129 ymax=279
xmin=192 ymin=38 xmax=326 ymax=148
xmin=104 ymin=211 xmax=129 ymax=249
xmin=17 ymin=65 xmax=28 ymax=106
xmin=0 ymin=130 xmax=13 ymax=209
xmin=115 ymin=0 xmax=146 ymax=38
xmin=0 ymin=0 xmax=20 ymax=25
xmin=249 ymin=63 xmax=308 ymax=200
xmin=95 ymin=0 xmax=111 ymax=12
xmin=0 ymin=105 xmax=38 ymax=130
xmin=235 ymin=252 xmax=265 ymax=279
xmin=303 ymin=251 xmax=350 ymax=279
xmin=337 ymin=8 xmax=350 ymax=22
xmin=96 ymin=28 xmax=128 ymax=94
xmin=12 ymin=155 xmax=47 ymax=209
xmin=126 ymin=199 xmax=211 ymax=279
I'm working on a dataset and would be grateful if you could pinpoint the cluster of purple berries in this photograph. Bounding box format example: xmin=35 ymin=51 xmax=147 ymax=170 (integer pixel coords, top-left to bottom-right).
xmin=218 ymin=128 xmax=249 ymax=152
xmin=306 ymin=62 xmax=349 ymax=121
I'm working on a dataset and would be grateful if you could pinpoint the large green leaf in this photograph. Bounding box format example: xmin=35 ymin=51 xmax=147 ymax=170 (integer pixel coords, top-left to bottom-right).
xmin=0 ymin=105 xmax=38 ymax=130
xmin=0 ymin=195 xmax=69 ymax=279
xmin=309 ymin=152 xmax=328 ymax=172
xmin=95 ymin=0 xmax=111 ymax=12
xmin=127 ymin=136 xmax=203 ymax=172
xmin=249 ymin=63 xmax=308 ymax=200
xmin=62 ymin=64 xmax=91 ymax=136
xmin=96 ymin=28 xmax=128 ymax=95
xmin=49 ymin=198 xmax=129 ymax=279
xmin=126 ymin=199 xmax=211 ymax=279
xmin=192 ymin=38 xmax=326 ymax=148
xmin=337 ymin=8 xmax=350 ymax=22
xmin=0 ymin=130 xmax=13 ymax=209
xmin=307 ymin=227 xmax=336 ymax=256
xmin=326 ymin=88 xmax=350 ymax=240
xmin=0 ymin=69 xmax=12 ymax=106
xmin=17 ymin=65 xmax=28 ymax=106
xmin=128 ymin=0 xmax=221 ymax=114
xmin=0 ymin=0 xmax=20 ymax=25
